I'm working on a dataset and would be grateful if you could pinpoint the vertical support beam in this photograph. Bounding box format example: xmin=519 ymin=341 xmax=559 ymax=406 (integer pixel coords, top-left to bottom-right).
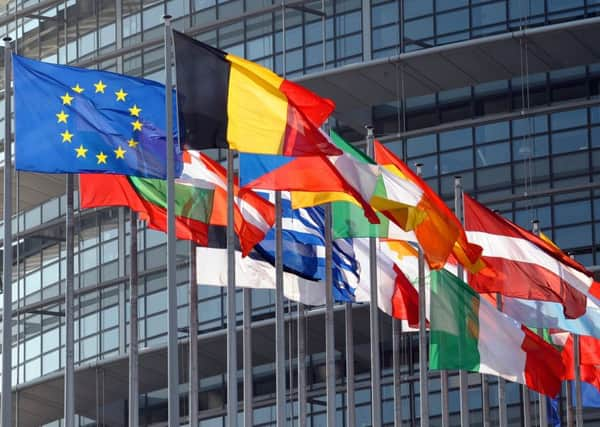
xmin=129 ymin=213 xmax=139 ymax=427
xmin=2 ymin=35 xmax=13 ymax=427
xmin=574 ymin=334 xmax=583 ymax=427
xmin=189 ymin=241 xmax=198 ymax=427
xmin=243 ymin=288 xmax=253 ymax=426
xmin=345 ymin=303 xmax=356 ymax=427
xmin=226 ymin=148 xmax=238 ymax=427
xmin=454 ymin=176 xmax=469 ymax=427
xmin=163 ymin=15 xmax=180 ymax=427
xmin=324 ymin=203 xmax=336 ymax=427
xmin=392 ymin=319 xmax=402 ymax=427
xmin=64 ymin=176 xmax=75 ymax=427
xmin=496 ymin=294 xmax=508 ymax=427
xmin=297 ymin=302 xmax=307 ymax=427
xmin=361 ymin=0 xmax=372 ymax=60
xmin=366 ymin=125 xmax=381 ymax=427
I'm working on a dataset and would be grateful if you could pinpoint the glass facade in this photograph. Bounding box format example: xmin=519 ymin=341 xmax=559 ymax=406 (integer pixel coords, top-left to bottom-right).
xmin=1 ymin=0 xmax=600 ymax=425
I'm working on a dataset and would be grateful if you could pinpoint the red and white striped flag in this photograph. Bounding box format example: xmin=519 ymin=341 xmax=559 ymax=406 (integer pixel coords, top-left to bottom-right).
xmin=464 ymin=194 xmax=593 ymax=319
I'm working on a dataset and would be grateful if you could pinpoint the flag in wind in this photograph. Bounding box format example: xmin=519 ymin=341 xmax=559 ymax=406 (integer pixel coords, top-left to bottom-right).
xmin=429 ymin=269 xmax=565 ymax=397
xmin=172 ymin=31 xmax=339 ymax=156
xmin=239 ymin=150 xmax=380 ymax=224
xmin=374 ymin=140 xmax=483 ymax=272
xmin=197 ymin=192 xmax=360 ymax=305
xmin=80 ymin=151 xmax=275 ymax=255
xmin=13 ymin=55 xmax=181 ymax=179
xmin=464 ymin=194 xmax=589 ymax=319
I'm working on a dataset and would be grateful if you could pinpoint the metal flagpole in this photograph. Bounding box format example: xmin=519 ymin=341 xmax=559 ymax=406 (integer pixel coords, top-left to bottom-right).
xmin=324 ymin=203 xmax=336 ymax=426
xmin=365 ymin=125 xmax=382 ymax=427
xmin=482 ymin=376 xmax=490 ymax=426
xmin=531 ymin=220 xmax=548 ymax=427
xmin=345 ymin=302 xmax=356 ymax=427
xmin=297 ymin=302 xmax=307 ymax=427
xmin=496 ymin=294 xmax=508 ymax=427
xmin=574 ymin=334 xmax=583 ymax=426
xmin=440 ymin=370 xmax=449 ymax=427
xmin=189 ymin=241 xmax=198 ymax=427
xmin=226 ymin=148 xmax=238 ymax=427
xmin=566 ymin=377 xmax=574 ymax=427
xmin=522 ymin=384 xmax=532 ymax=427
xmin=65 ymin=176 xmax=75 ymax=427
xmin=454 ymin=176 xmax=469 ymax=427
xmin=275 ymin=191 xmax=286 ymax=426
xmin=415 ymin=163 xmax=429 ymax=427
xmin=163 ymin=15 xmax=180 ymax=427
xmin=2 ymin=35 xmax=13 ymax=427
xmin=129 ymin=213 xmax=139 ymax=427
xmin=243 ymin=287 xmax=253 ymax=425
xmin=392 ymin=318 xmax=402 ymax=427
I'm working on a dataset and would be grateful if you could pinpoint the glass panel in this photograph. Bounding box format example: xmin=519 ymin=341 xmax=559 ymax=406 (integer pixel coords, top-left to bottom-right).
xmin=551 ymin=108 xmax=587 ymax=131
xmin=407 ymin=134 xmax=436 ymax=157
xmin=439 ymin=128 xmax=472 ymax=150
xmin=475 ymin=121 xmax=509 ymax=144
xmin=476 ymin=142 xmax=510 ymax=167
xmin=551 ymin=128 xmax=589 ymax=154
xmin=440 ymin=148 xmax=473 ymax=174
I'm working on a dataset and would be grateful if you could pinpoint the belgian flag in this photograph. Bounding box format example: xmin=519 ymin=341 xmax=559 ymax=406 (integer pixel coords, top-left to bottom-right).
xmin=172 ymin=31 xmax=341 ymax=156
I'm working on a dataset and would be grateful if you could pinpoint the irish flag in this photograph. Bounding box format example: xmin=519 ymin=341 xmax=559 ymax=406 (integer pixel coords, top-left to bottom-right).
xmin=80 ymin=151 xmax=275 ymax=256
xmin=429 ymin=269 xmax=565 ymax=397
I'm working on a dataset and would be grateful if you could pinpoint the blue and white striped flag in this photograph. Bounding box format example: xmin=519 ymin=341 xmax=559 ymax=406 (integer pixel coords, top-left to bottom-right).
xmin=255 ymin=192 xmax=360 ymax=302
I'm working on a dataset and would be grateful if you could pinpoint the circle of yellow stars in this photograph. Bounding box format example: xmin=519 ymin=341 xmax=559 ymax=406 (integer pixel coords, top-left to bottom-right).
xmin=57 ymin=80 xmax=145 ymax=166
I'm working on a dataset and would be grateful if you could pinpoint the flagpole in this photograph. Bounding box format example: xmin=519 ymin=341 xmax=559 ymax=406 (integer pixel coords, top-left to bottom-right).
xmin=365 ymin=125 xmax=382 ymax=427
xmin=454 ymin=176 xmax=469 ymax=427
xmin=496 ymin=294 xmax=508 ymax=427
xmin=1 ymin=35 xmax=13 ymax=427
xmin=243 ymin=287 xmax=253 ymax=426
xmin=565 ymin=378 xmax=574 ymax=427
xmin=392 ymin=318 xmax=402 ymax=426
xmin=345 ymin=302 xmax=356 ymax=427
xmin=65 ymin=177 xmax=75 ymax=427
xmin=275 ymin=191 xmax=286 ymax=426
xmin=531 ymin=220 xmax=548 ymax=427
xmin=482 ymin=376 xmax=490 ymax=426
xmin=574 ymin=334 xmax=583 ymax=426
xmin=416 ymin=163 xmax=429 ymax=427
xmin=129 ymin=212 xmax=139 ymax=427
xmin=163 ymin=15 xmax=180 ymax=427
xmin=297 ymin=302 xmax=307 ymax=427
xmin=522 ymin=384 xmax=532 ymax=427
xmin=189 ymin=241 xmax=198 ymax=427
xmin=276 ymin=3 xmax=288 ymax=424
xmin=324 ymin=202 xmax=336 ymax=426
xmin=226 ymin=148 xmax=238 ymax=427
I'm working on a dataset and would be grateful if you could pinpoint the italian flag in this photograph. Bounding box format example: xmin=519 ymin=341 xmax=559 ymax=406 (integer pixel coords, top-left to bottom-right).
xmin=79 ymin=151 xmax=275 ymax=256
xmin=429 ymin=269 xmax=565 ymax=397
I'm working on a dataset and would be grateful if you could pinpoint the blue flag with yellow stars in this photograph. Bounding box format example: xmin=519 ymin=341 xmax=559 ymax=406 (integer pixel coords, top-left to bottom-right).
xmin=13 ymin=54 xmax=182 ymax=179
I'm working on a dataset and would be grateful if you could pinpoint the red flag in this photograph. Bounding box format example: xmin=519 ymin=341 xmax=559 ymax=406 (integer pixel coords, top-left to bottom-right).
xmin=464 ymin=194 xmax=588 ymax=319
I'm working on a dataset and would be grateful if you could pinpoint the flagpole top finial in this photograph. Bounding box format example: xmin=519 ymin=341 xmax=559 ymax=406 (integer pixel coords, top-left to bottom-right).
xmin=3 ymin=36 xmax=11 ymax=42
xmin=163 ymin=14 xmax=172 ymax=21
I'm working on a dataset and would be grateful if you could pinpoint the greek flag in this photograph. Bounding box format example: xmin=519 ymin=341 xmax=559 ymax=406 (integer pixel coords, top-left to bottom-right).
xmin=255 ymin=192 xmax=360 ymax=302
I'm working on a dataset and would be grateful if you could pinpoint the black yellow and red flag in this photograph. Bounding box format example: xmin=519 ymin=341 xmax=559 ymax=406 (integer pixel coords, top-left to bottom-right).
xmin=172 ymin=30 xmax=341 ymax=156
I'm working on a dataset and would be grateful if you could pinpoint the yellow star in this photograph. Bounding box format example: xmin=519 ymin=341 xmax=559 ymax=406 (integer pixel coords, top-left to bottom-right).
xmin=131 ymin=119 xmax=143 ymax=131
xmin=72 ymin=84 xmax=84 ymax=94
xmin=94 ymin=80 xmax=107 ymax=93
xmin=114 ymin=146 xmax=126 ymax=159
xmin=61 ymin=92 xmax=74 ymax=105
xmin=60 ymin=130 xmax=73 ymax=143
xmin=56 ymin=110 xmax=69 ymax=123
xmin=115 ymin=88 xmax=128 ymax=102
xmin=128 ymin=104 xmax=142 ymax=117
xmin=75 ymin=145 xmax=88 ymax=158
xmin=127 ymin=138 xmax=138 ymax=148
xmin=96 ymin=152 xmax=108 ymax=164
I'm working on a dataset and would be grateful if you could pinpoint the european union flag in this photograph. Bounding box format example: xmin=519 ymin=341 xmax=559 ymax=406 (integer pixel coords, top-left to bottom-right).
xmin=13 ymin=55 xmax=182 ymax=179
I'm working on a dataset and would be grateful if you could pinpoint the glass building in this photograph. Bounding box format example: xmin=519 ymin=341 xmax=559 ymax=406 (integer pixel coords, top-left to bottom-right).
xmin=1 ymin=0 xmax=600 ymax=425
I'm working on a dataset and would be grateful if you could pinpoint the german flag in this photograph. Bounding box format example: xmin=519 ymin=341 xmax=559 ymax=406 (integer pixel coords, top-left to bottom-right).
xmin=172 ymin=31 xmax=340 ymax=156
